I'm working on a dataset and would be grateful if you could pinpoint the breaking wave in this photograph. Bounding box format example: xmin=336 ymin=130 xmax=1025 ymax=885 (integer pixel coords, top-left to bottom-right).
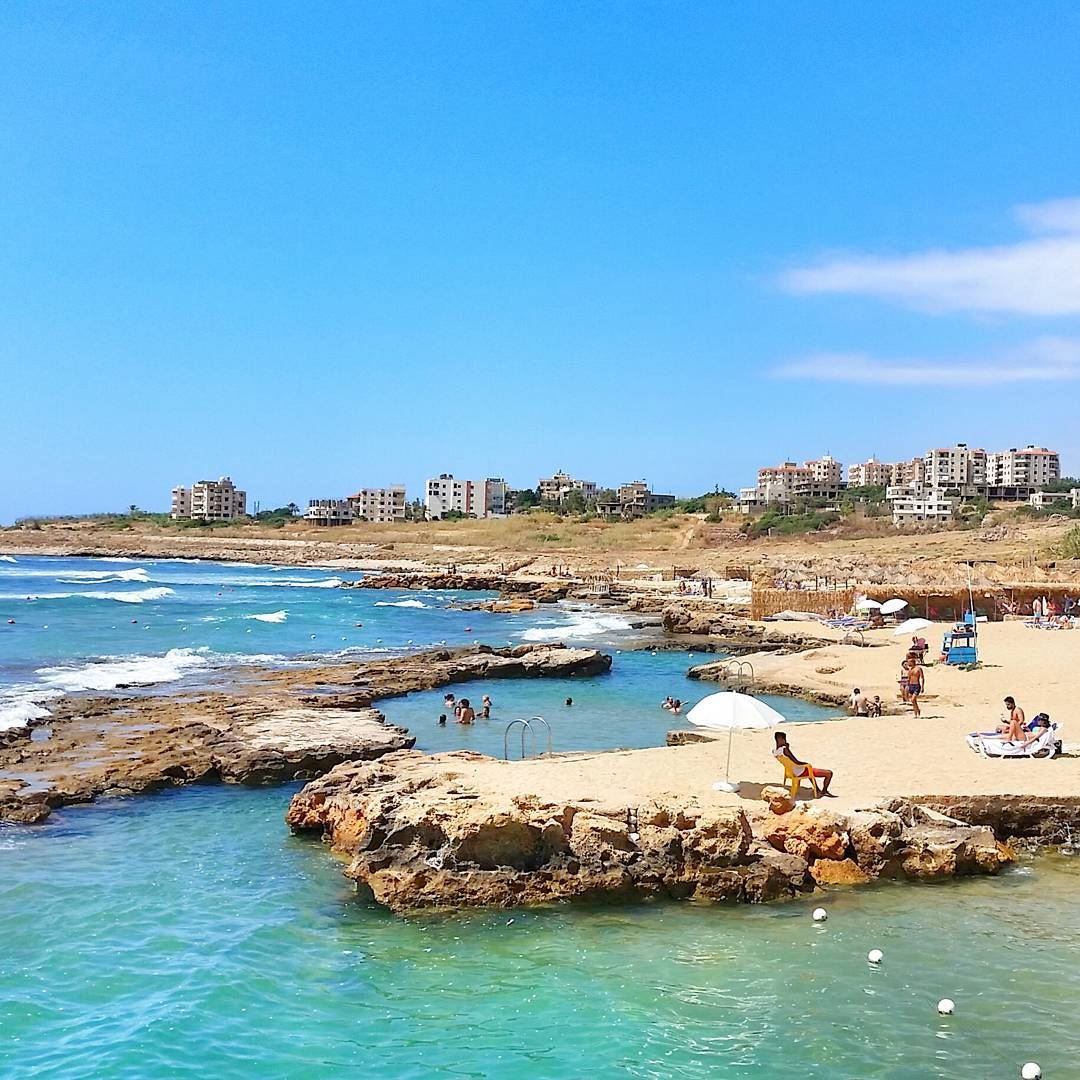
xmin=519 ymin=610 xmax=634 ymax=643
xmin=373 ymin=599 xmax=428 ymax=608
xmin=0 ymin=587 xmax=176 ymax=604
xmin=35 ymin=648 xmax=212 ymax=693
xmin=244 ymin=610 xmax=288 ymax=623
xmin=0 ymin=555 xmax=16 ymax=563
xmin=0 ymin=567 xmax=150 ymax=582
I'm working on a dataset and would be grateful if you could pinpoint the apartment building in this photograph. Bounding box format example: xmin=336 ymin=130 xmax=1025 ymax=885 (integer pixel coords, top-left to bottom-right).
xmin=922 ymin=444 xmax=987 ymax=494
xmin=889 ymin=491 xmax=958 ymax=525
xmin=737 ymin=456 xmax=844 ymax=512
xmin=987 ymin=446 xmax=1060 ymax=490
xmin=305 ymin=499 xmax=353 ymax=526
xmin=847 ymin=458 xmax=893 ymax=488
xmin=538 ymin=471 xmax=598 ymax=505
xmin=348 ymin=486 xmax=406 ymax=524
xmin=171 ymin=476 xmax=247 ymax=521
xmin=597 ymin=480 xmax=676 ymax=518
xmin=424 ymin=475 xmax=508 ymax=519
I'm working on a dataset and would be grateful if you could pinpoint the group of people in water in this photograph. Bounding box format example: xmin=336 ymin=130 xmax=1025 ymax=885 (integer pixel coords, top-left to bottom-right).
xmin=437 ymin=692 xmax=575 ymax=725
xmin=660 ymin=696 xmax=683 ymax=715
xmin=439 ymin=692 xmax=492 ymax=725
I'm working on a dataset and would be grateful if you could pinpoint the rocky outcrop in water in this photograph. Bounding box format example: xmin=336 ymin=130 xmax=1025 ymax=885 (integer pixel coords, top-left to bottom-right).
xmin=345 ymin=573 xmax=570 ymax=603
xmin=286 ymin=754 xmax=1016 ymax=913
xmin=0 ymin=644 xmax=611 ymax=825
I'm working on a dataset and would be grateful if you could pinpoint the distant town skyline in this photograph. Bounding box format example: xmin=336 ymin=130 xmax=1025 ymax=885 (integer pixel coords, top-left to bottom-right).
xmin=4 ymin=3 xmax=1080 ymax=523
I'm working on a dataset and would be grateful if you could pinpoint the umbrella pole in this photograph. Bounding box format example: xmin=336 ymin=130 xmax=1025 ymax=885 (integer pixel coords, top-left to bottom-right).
xmin=724 ymin=725 xmax=734 ymax=784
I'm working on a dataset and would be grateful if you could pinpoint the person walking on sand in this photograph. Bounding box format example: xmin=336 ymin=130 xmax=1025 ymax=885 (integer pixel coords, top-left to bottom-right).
xmin=773 ymin=732 xmax=836 ymax=797
xmin=907 ymin=656 xmax=925 ymax=717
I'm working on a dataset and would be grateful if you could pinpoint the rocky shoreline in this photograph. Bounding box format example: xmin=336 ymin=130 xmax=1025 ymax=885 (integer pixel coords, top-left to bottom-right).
xmin=0 ymin=644 xmax=610 ymax=824
xmin=286 ymin=751 xmax=1018 ymax=913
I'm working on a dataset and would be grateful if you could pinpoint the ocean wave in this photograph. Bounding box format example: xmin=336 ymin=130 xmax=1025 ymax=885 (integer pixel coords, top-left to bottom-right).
xmin=0 ymin=689 xmax=63 ymax=732
xmin=0 ymin=587 xmax=176 ymax=604
xmin=0 ymin=555 xmax=16 ymax=563
xmin=35 ymin=648 xmax=211 ymax=693
xmin=519 ymin=610 xmax=634 ymax=643
xmin=373 ymin=599 xmax=428 ymax=608
xmin=244 ymin=610 xmax=288 ymax=623
xmin=1 ymin=566 xmax=150 ymax=582
xmin=246 ymin=577 xmax=344 ymax=589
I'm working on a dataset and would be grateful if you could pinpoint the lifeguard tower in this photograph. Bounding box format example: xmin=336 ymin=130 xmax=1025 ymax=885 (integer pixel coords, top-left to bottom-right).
xmin=943 ymin=611 xmax=978 ymax=665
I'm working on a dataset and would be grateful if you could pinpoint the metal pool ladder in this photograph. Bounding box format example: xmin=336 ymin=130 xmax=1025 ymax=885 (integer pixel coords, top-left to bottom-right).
xmin=504 ymin=716 xmax=553 ymax=760
xmin=719 ymin=658 xmax=755 ymax=690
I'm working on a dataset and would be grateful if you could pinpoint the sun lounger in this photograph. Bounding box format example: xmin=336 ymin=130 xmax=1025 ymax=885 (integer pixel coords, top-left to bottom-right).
xmin=966 ymin=724 xmax=1060 ymax=758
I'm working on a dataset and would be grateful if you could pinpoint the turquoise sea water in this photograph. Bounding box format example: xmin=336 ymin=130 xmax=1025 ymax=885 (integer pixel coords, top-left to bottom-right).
xmin=2 ymin=784 xmax=1076 ymax=1078
xmin=2 ymin=555 xmax=1077 ymax=1077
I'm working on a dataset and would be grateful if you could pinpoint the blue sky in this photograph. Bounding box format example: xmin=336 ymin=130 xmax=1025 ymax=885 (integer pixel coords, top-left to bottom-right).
xmin=3 ymin=2 xmax=1080 ymax=521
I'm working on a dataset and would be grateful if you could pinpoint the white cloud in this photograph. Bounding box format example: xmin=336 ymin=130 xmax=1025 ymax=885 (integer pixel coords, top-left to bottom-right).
xmin=774 ymin=336 xmax=1080 ymax=386
xmin=779 ymin=198 xmax=1080 ymax=316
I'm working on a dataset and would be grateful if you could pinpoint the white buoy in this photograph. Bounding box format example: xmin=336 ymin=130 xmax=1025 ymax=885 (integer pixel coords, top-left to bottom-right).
xmin=1021 ymin=1064 xmax=1042 ymax=1080
xmin=937 ymin=998 xmax=955 ymax=1015
xmin=812 ymin=907 xmax=828 ymax=922
xmin=867 ymin=949 xmax=884 ymax=964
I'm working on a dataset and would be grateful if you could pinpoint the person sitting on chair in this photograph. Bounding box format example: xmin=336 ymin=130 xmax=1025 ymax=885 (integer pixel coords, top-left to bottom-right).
xmin=773 ymin=732 xmax=836 ymax=797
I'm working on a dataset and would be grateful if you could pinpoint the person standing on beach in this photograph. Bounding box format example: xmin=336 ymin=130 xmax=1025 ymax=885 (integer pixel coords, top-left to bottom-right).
xmin=907 ymin=657 xmax=925 ymax=717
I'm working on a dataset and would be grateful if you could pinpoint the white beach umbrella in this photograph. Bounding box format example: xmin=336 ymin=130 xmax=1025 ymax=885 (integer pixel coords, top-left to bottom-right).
xmin=893 ymin=617 xmax=932 ymax=636
xmin=855 ymin=598 xmax=881 ymax=610
xmin=686 ymin=692 xmax=787 ymax=793
xmin=879 ymin=598 xmax=909 ymax=615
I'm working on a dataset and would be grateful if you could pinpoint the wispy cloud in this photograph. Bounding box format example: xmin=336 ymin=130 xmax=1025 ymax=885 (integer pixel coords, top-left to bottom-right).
xmin=778 ymin=198 xmax=1080 ymax=316
xmin=774 ymin=336 xmax=1080 ymax=386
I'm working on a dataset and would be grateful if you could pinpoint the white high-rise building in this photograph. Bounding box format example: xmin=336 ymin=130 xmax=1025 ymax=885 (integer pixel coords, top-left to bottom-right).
xmin=987 ymin=446 xmax=1060 ymax=489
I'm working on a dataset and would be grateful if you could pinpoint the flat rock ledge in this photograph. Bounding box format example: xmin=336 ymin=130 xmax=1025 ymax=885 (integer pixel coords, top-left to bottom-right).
xmin=286 ymin=753 xmax=1015 ymax=913
xmin=0 ymin=644 xmax=610 ymax=825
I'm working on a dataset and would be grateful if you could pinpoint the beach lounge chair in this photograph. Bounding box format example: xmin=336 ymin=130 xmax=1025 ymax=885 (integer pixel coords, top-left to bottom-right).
xmin=778 ymin=754 xmax=820 ymax=798
xmin=965 ymin=724 xmax=1060 ymax=759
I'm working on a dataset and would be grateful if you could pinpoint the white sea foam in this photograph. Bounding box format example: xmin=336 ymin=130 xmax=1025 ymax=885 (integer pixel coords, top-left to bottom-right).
xmin=373 ymin=599 xmax=428 ymax=609
xmin=0 ymin=689 xmax=63 ymax=732
xmin=35 ymin=648 xmax=211 ymax=693
xmin=0 ymin=587 xmax=176 ymax=604
xmin=246 ymin=577 xmax=344 ymax=589
xmin=244 ymin=610 xmax=288 ymax=623
xmin=0 ymin=555 xmax=16 ymax=563
xmin=0 ymin=567 xmax=150 ymax=582
xmin=519 ymin=610 xmax=634 ymax=643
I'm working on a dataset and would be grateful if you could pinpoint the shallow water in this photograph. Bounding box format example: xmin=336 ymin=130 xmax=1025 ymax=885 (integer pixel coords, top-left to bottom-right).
xmin=392 ymin=648 xmax=833 ymax=758
xmin=1 ymin=784 xmax=1075 ymax=1078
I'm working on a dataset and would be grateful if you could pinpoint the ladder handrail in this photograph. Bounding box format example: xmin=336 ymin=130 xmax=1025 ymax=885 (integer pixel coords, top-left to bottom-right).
xmin=528 ymin=716 xmax=553 ymax=756
xmin=503 ymin=716 xmax=553 ymax=759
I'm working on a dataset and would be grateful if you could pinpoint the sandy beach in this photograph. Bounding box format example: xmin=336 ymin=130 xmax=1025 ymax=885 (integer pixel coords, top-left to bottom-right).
xmin=393 ymin=620 xmax=1079 ymax=815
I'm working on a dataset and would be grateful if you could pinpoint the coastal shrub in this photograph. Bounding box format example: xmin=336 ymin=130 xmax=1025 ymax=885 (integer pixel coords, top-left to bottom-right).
xmin=1061 ymin=526 xmax=1080 ymax=560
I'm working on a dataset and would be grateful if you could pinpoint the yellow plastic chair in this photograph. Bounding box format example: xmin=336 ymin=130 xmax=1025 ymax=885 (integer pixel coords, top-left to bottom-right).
xmin=778 ymin=754 xmax=819 ymax=799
